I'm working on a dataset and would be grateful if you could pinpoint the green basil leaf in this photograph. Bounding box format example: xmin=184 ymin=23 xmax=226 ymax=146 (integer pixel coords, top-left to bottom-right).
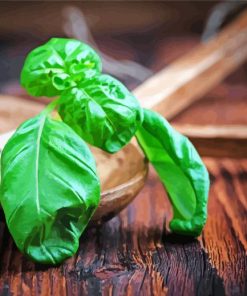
xmin=21 ymin=38 xmax=102 ymax=97
xmin=58 ymin=74 xmax=143 ymax=153
xmin=0 ymin=113 xmax=100 ymax=264
xmin=136 ymin=109 xmax=209 ymax=236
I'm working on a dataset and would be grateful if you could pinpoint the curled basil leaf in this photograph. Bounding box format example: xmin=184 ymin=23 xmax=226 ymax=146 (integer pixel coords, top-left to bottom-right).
xmin=0 ymin=113 xmax=100 ymax=264
xmin=136 ymin=109 xmax=209 ymax=236
xmin=58 ymin=74 xmax=143 ymax=153
xmin=21 ymin=38 xmax=102 ymax=97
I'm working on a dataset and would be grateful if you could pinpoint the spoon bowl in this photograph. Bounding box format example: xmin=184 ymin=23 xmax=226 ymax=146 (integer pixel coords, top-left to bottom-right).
xmin=0 ymin=140 xmax=148 ymax=225
xmin=90 ymin=143 xmax=148 ymax=225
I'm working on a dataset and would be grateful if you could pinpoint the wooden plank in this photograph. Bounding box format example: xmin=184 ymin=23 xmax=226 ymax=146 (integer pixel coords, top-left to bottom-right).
xmin=134 ymin=10 xmax=247 ymax=119
xmin=0 ymin=96 xmax=246 ymax=295
xmin=174 ymin=124 xmax=247 ymax=158
xmin=201 ymin=158 xmax=247 ymax=295
xmin=0 ymin=160 xmax=246 ymax=295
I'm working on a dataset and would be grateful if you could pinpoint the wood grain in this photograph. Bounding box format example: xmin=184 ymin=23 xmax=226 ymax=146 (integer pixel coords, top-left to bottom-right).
xmin=134 ymin=9 xmax=247 ymax=120
xmin=1 ymin=97 xmax=246 ymax=295
xmin=174 ymin=124 xmax=247 ymax=158
xmin=0 ymin=95 xmax=246 ymax=295
xmin=201 ymin=159 xmax=247 ymax=296
xmin=0 ymin=160 xmax=246 ymax=296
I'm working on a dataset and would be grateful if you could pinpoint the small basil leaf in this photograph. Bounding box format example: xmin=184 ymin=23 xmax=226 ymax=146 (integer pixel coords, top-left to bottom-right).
xmin=0 ymin=113 xmax=100 ymax=264
xmin=136 ymin=109 xmax=209 ymax=236
xmin=21 ymin=38 xmax=102 ymax=97
xmin=58 ymin=74 xmax=143 ymax=153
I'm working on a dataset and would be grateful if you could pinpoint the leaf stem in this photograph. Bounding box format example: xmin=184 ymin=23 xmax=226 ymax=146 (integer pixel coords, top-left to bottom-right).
xmin=41 ymin=98 xmax=60 ymax=116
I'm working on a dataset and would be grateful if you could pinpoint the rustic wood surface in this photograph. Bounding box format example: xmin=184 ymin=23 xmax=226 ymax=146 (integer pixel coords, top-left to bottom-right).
xmin=0 ymin=93 xmax=247 ymax=296
xmin=0 ymin=159 xmax=246 ymax=295
xmin=173 ymin=124 xmax=247 ymax=158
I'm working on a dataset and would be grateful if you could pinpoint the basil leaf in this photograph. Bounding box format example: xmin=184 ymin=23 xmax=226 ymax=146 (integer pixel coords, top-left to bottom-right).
xmin=21 ymin=38 xmax=102 ymax=97
xmin=136 ymin=109 xmax=209 ymax=236
xmin=0 ymin=113 xmax=100 ymax=264
xmin=58 ymin=74 xmax=143 ymax=153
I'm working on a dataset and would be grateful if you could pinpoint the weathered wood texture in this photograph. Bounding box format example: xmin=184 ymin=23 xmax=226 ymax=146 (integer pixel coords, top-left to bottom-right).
xmin=173 ymin=124 xmax=247 ymax=158
xmin=0 ymin=160 xmax=246 ymax=296
xmin=0 ymin=91 xmax=247 ymax=296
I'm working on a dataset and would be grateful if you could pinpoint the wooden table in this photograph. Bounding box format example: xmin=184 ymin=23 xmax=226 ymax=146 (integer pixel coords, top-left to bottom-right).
xmin=0 ymin=88 xmax=246 ymax=296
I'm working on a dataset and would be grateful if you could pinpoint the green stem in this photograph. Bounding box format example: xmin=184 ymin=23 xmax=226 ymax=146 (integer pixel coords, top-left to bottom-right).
xmin=41 ymin=98 xmax=60 ymax=116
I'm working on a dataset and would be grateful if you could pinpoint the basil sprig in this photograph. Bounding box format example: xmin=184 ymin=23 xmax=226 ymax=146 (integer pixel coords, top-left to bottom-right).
xmin=0 ymin=38 xmax=209 ymax=264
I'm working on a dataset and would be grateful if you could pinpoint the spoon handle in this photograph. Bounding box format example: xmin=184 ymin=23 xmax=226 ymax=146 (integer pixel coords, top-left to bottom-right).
xmin=134 ymin=10 xmax=247 ymax=120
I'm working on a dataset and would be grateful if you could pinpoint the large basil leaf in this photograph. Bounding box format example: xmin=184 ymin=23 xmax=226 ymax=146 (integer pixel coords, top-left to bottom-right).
xmin=58 ymin=74 xmax=143 ymax=153
xmin=136 ymin=109 xmax=209 ymax=236
xmin=0 ymin=113 xmax=100 ymax=264
xmin=21 ymin=38 xmax=102 ymax=97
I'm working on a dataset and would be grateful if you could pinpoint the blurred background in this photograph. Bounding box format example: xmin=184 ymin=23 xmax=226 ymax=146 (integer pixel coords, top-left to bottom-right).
xmin=0 ymin=1 xmax=247 ymax=126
